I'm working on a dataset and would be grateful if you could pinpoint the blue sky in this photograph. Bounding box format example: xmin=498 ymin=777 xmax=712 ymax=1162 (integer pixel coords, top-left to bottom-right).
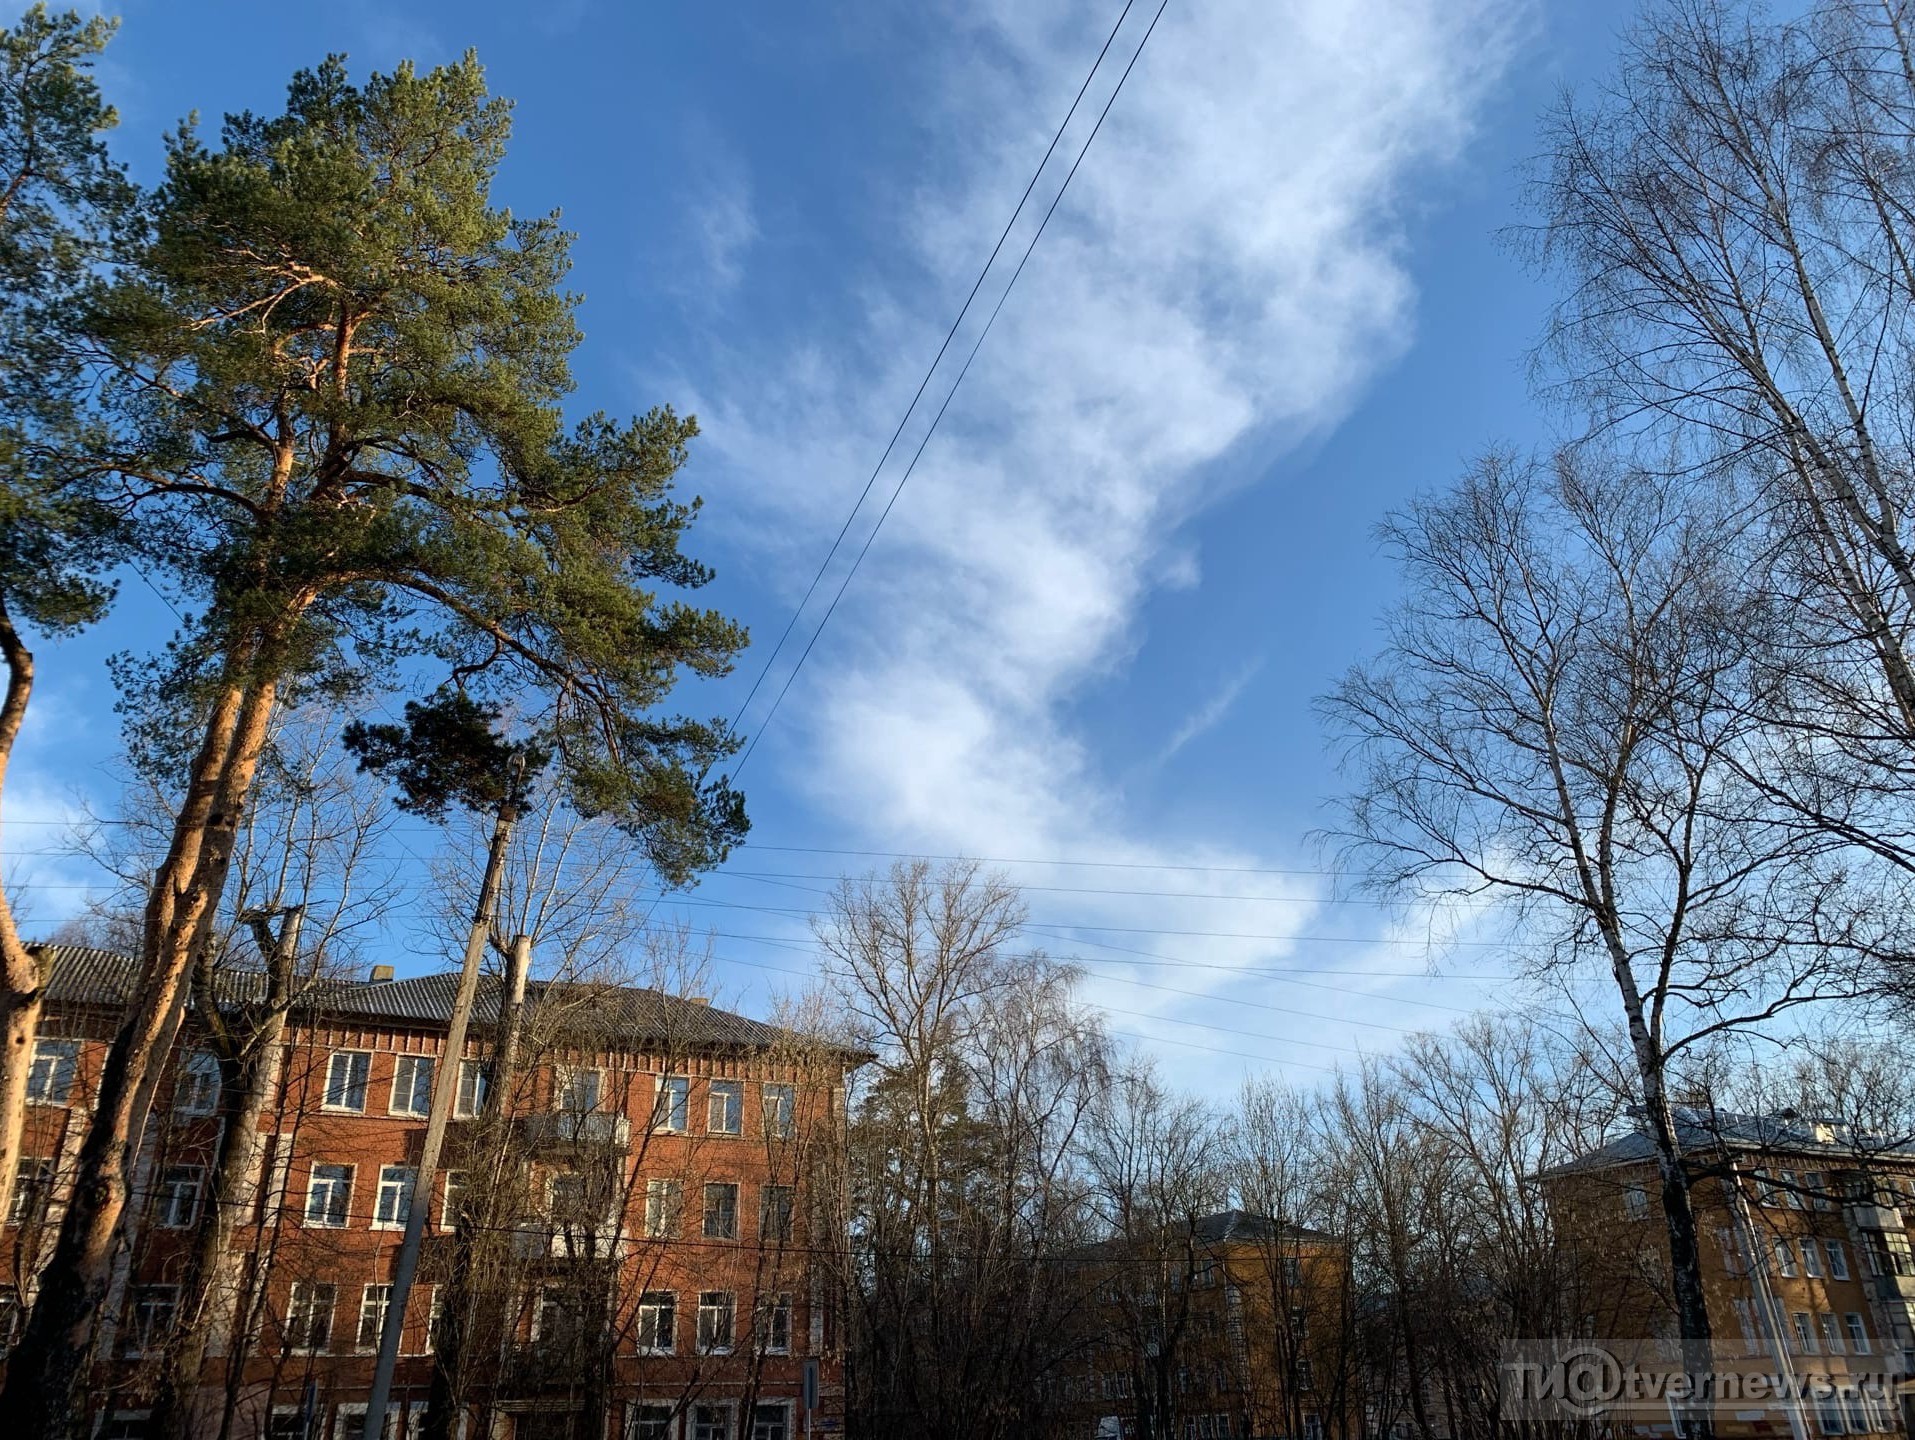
xmin=5 ymin=0 xmax=1629 ymax=1085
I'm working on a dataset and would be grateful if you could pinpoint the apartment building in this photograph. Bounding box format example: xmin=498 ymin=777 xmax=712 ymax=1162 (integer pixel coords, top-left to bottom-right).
xmin=1540 ymin=1109 xmax=1915 ymax=1440
xmin=1 ymin=945 xmax=858 ymax=1440
xmin=1057 ymin=1209 xmax=1353 ymax=1440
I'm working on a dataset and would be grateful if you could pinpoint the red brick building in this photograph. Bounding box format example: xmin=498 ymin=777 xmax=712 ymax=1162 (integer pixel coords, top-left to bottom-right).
xmin=2 ymin=946 xmax=858 ymax=1440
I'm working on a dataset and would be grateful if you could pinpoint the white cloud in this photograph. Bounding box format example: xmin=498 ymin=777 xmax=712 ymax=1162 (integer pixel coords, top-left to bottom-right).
xmin=1159 ymin=658 xmax=1264 ymax=764
xmin=659 ymin=0 xmax=1531 ymax=1081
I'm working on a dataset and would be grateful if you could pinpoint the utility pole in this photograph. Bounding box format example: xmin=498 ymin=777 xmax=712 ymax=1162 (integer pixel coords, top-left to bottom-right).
xmin=361 ymin=769 xmax=524 ymax=1440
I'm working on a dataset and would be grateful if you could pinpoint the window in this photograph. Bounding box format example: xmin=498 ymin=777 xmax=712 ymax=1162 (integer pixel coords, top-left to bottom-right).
xmin=704 ymin=1182 xmax=738 ymax=1240
xmin=637 ymin=1291 xmax=675 ymax=1354
xmin=1793 ymin=1312 xmax=1817 ymax=1355
xmin=100 ymin=1417 xmax=153 ymax=1440
xmin=1718 ymin=1228 xmax=1745 ymax=1276
xmin=758 ymin=1293 xmax=791 ymax=1355
xmin=26 ymin=1038 xmax=78 ymax=1104
xmin=644 ymin=1179 xmax=682 ymax=1238
xmin=124 ymin=1284 xmax=178 ymax=1355
xmin=374 ymin=1166 xmax=414 ymax=1229
xmin=357 ymin=1284 xmax=392 ymax=1350
xmin=332 ymin=1404 xmax=404 ymax=1440
xmin=174 ymin=1050 xmax=220 ymax=1116
xmin=708 ymin=1080 xmax=743 ymax=1135
xmin=1819 ymin=1313 xmax=1844 ymax=1355
xmin=455 ymin=1059 xmax=490 ymax=1117
xmin=284 ymin=1281 xmax=335 ymax=1352
xmin=442 ymin=1171 xmax=468 ymax=1229
xmin=538 ymin=1287 xmax=596 ymax=1355
xmin=1887 ymin=1231 xmax=1915 ymax=1276
xmin=1282 ymin=1255 xmax=1303 ymax=1286
xmin=390 ymin=1055 xmax=435 ymax=1117
xmin=1622 ymin=1183 xmax=1650 ymax=1219
xmin=157 ymin=1165 xmax=203 ymax=1228
xmin=761 ymin=1184 xmax=795 ymax=1244
xmin=762 ymin=1083 xmax=795 ymax=1139
xmin=693 ymin=1407 xmax=731 ymax=1440
xmin=263 ymin=1411 xmax=307 ymax=1440
xmin=1827 ymin=1239 xmax=1850 ymax=1279
xmin=1778 ymin=1171 xmax=1805 ymax=1209
xmin=1819 ymin=1399 xmax=1847 ymax=1436
xmin=697 ymin=1291 xmax=735 ymax=1353
xmin=558 ymin=1067 xmax=602 ymax=1114
xmin=654 ymin=1075 xmax=690 ymax=1132
xmin=9 ymin=1157 xmax=51 ymax=1226
xmin=323 ymin=1050 xmax=370 ymax=1112
xmin=1842 ymin=1391 xmax=1869 ymax=1436
xmin=1847 ymin=1313 xmax=1871 ymax=1353
xmin=305 ymin=1163 xmax=352 ymax=1227
xmin=1805 ymin=1240 xmax=1825 ymax=1277
xmin=1774 ymin=1238 xmax=1799 ymax=1278
xmin=750 ymin=1405 xmax=790 ymax=1440
xmin=629 ymin=1406 xmax=676 ymax=1440
xmin=1804 ymin=1171 xmax=1834 ymax=1210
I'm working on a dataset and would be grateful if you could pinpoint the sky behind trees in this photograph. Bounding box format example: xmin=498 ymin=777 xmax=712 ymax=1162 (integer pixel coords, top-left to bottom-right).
xmin=5 ymin=0 xmax=1630 ymax=1085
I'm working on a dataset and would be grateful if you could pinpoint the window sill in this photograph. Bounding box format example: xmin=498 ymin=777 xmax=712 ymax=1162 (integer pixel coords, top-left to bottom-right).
xmin=319 ymin=1105 xmax=367 ymax=1116
xmin=370 ymin=1221 xmax=407 ymax=1232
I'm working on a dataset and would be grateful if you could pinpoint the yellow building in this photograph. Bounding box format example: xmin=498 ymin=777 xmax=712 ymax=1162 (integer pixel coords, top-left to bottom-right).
xmin=1540 ymin=1110 xmax=1914 ymax=1440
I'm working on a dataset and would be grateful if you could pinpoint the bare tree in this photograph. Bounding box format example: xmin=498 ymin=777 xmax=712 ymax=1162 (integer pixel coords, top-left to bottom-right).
xmin=1322 ymin=450 xmax=1884 ymax=1440
xmin=817 ymin=860 xmax=1107 ymax=1440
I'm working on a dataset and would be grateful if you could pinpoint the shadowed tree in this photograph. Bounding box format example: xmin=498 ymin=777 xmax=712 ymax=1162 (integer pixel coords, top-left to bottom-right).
xmin=0 ymin=2 xmax=133 ymax=1238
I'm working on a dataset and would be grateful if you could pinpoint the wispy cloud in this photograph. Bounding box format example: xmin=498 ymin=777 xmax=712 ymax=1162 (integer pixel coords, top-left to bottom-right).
xmin=655 ymin=0 xmax=1530 ymax=1080
xmin=1159 ymin=658 xmax=1264 ymax=764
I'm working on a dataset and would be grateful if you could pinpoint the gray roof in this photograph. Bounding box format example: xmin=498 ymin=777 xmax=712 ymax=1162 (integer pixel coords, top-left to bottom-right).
xmin=1077 ymin=1208 xmax=1339 ymax=1258
xmin=1541 ymin=1107 xmax=1915 ymax=1180
xmin=35 ymin=944 xmax=853 ymax=1059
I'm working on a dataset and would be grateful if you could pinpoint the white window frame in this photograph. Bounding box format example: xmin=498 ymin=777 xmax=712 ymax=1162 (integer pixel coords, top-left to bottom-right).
xmin=357 ymin=1283 xmax=392 ymax=1352
xmin=1819 ymin=1312 xmax=1844 ymax=1355
xmin=636 ymin=1290 xmax=676 ymax=1355
xmin=9 ymin=1155 xmax=52 ymax=1226
xmin=1827 ymin=1239 xmax=1850 ymax=1279
xmin=124 ymin=1283 xmax=179 ymax=1357
xmin=760 ymin=1292 xmax=792 ymax=1355
xmin=1804 ymin=1240 xmax=1825 ymax=1277
xmin=748 ymin=1401 xmax=794 ymax=1440
xmin=442 ymin=1170 xmax=468 ymax=1229
xmin=173 ymin=1049 xmax=220 ymax=1116
xmin=654 ymin=1074 xmax=690 ymax=1132
xmin=373 ymin=1165 xmax=415 ymax=1230
xmin=708 ymin=1080 xmax=743 ymax=1136
xmin=1846 ymin=1313 xmax=1871 ymax=1353
xmin=761 ymin=1083 xmax=795 ymax=1139
xmin=284 ymin=1280 xmax=336 ymax=1354
xmin=760 ymin=1184 xmax=795 ymax=1244
xmin=454 ymin=1058 xmax=490 ymax=1118
xmin=557 ymin=1066 xmax=603 ymax=1114
xmin=1622 ymin=1183 xmax=1650 ymax=1220
xmin=157 ymin=1163 xmax=204 ymax=1228
xmin=696 ymin=1290 xmax=735 ymax=1355
xmin=703 ymin=1181 xmax=739 ymax=1240
xmin=305 ymin=1162 xmax=353 ymax=1228
xmin=26 ymin=1038 xmax=78 ymax=1105
xmin=389 ymin=1054 xmax=435 ymax=1117
xmin=629 ymin=1402 xmax=680 ymax=1440
xmin=322 ymin=1050 xmax=371 ymax=1113
xmin=691 ymin=1401 xmax=735 ymax=1440
xmin=333 ymin=1401 xmax=405 ymax=1440
xmin=645 ymin=1178 xmax=682 ymax=1239
xmin=1774 ymin=1238 xmax=1799 ymax=1278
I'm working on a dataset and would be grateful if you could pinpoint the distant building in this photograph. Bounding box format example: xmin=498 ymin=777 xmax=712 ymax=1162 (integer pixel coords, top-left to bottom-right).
xmin=1539 ymin=1109 xmax=1915 ymax=1440
xmin=1056 ymin=1208 xmax=1353 ymax=1440
xmin=1 ymin=946 xmax=860 ymax=1440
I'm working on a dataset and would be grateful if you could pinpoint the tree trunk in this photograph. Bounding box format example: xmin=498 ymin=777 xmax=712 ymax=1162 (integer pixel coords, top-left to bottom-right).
xmin=149 ymin=910 xmax=302 ymax=1440
xmin=0 ymin=595 xmax=48 ymax=1231
xmin=0 ymin=671 xmax=280 ymax=1439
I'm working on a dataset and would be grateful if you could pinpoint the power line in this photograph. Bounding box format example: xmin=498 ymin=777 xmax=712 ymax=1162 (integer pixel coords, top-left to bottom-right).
xmin=730 ymin=0 xmax=1173 ymax=780
xmin=715 ymin=0 xmax=1144 ymax=764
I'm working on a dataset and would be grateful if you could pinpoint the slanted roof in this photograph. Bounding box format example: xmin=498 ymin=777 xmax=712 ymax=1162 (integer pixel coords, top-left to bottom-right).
xmin=34 ymin=944 xmax=856 ymax=1060
xmin=1075 ymin=1207 xmax=1340 ymax=1258
xmin=1539 ymin=1106 xmax=1915 ymax=1180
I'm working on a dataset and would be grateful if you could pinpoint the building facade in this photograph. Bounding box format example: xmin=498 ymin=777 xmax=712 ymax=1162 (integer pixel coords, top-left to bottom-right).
xmin=1540 ymin=1109 xmax=1915 ymax=1440
xmin=1 ymin=946 xmax=857 ymax=1440
xmin=1056 ymin=1209 xmax=1354 ymax=1440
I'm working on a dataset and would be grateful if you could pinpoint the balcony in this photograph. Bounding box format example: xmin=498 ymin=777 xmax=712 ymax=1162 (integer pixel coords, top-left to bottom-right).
xmin=514 ymin=1112 xmax=631 ymax=1150
xmin=1847 ymin=1203 xmax=1905 ymax=1231
xmin=508 ymin=1224 xmax=623 ymax=1262
xmin=1872 ymin=1272 xmax=1915 ymax=1304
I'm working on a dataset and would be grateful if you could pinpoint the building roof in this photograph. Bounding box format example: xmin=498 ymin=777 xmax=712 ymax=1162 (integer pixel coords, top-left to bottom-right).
xmin=1539 ymin=1106 xmax=1915 ymax=1180
xmin=35 ymin=944 xmax=858 ymax=1060
xmin=1075 ymin=1208 xmax=1340 ymax=1258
